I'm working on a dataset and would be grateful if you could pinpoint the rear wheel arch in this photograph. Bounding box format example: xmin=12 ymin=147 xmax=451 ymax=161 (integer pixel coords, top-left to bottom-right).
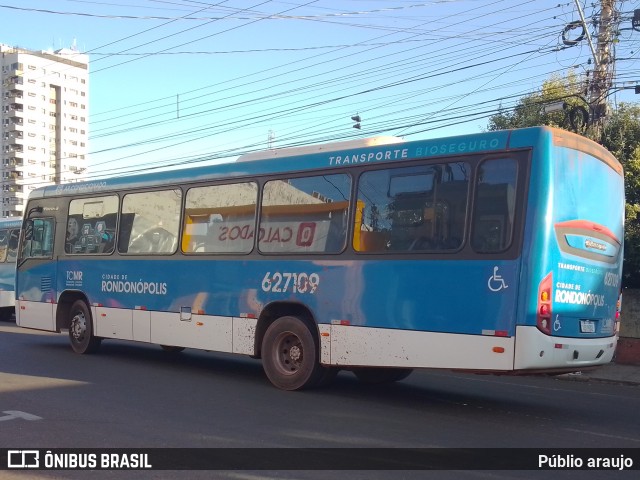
xmin=254 ymin=301 xmax=319 ymax=359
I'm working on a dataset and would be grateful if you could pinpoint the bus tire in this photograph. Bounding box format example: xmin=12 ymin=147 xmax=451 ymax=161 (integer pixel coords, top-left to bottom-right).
xmin=352 ymin=367 xmax=413 ymax=384
xmin=261 ymin=315 xmax=323 ymax=391
xmin=68 ymin=300 xmax=101 ymax=354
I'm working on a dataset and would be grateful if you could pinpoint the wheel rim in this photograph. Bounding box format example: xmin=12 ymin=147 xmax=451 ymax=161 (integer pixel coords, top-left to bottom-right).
xmin=70 ymin=311 xmax=87 ymax=343
xmin=273 ymin=331 xmax=304 ymax=376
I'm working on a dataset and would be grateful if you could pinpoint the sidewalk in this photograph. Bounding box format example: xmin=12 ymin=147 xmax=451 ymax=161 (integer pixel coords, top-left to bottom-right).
xmin=559 ymin=362 xmax=640 ymax=386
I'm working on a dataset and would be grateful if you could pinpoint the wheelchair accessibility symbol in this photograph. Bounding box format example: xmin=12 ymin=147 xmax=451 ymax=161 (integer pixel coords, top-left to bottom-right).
xmin=488 ymin=266 xmax=509 ymax=292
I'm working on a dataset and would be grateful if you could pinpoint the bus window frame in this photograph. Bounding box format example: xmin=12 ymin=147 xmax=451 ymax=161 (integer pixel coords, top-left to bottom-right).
xmin=257 ymin=172 xmax=353 ymax=256
xmin=20 ymin=217 xmax=56 ymax=260
xmin=65 ymin=194 xmax=119 ymax=256
xmin=350 ymin=150 xmax=530 ymax=260
xmin=182 ymin=181 xmax=259 ymax=255
xmin=118 ymin=188 xmax=183 ymax=256
xmin=470 ymin=157 xmax=520 ymax=254
xmin=352 ymin=158 xmax=472 ymax=255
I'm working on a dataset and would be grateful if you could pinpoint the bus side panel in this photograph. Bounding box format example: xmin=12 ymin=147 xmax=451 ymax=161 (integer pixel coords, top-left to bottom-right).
xmin=133 ymin=309 xmax=151 ymax=342
xmin=0 ymin=220 xmax=21 ymax=310
xmin=149 ymin=311 xmax=233 ymax=352
xmin=0 ymin=290 xmax=15 ymax=310
xmin=329 ymin=325 xmax=515 ymax=370
xmin=16 ymin=262 xmax=57 ymax=331
xmin=232 ymin=317 xmax=257 ymax=355
xmin=95 ymin=306 xmax=133 ymax=340
xmin=16 ymin=300 xmax=55 ymax=331
xmin=52 ymin=256 xmax=521 ymax=369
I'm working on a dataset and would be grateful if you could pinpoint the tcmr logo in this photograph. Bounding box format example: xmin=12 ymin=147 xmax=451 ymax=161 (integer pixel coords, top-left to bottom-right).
xmin=8 ymin=450 xmax=40 ymax=469
xmin=67 ymin=271 xmax=83 ymax=282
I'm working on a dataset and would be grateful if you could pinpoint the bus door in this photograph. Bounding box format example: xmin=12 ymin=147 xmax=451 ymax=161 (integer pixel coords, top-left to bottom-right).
xmin=16 ymin=207 xmax=57 ymax=331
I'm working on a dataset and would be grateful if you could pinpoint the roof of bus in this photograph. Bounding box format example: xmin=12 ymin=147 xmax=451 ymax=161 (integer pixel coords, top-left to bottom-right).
xmin=30 ymin=126 xmax=621 ymax=199
xmin=236 ymin=135 xmax=405 ymax=162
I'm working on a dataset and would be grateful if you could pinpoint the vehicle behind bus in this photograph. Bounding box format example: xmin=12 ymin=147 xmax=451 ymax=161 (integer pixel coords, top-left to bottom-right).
xmin=0 ymin=218 xmax=21 ymax=321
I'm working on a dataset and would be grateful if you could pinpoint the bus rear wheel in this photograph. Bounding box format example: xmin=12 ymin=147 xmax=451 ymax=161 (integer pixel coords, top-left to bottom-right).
xmin=352 ymin=367 xmax=413 ymax=384
xmin=261 ymin=316 xmax=324 ymax=391
xmin=68 ymin=300 xmax=101 ymax=354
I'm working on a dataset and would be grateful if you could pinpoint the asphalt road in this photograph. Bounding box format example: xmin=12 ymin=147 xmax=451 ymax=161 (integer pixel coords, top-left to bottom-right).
xmin=1 ymin=322 xmax=638 ymax=480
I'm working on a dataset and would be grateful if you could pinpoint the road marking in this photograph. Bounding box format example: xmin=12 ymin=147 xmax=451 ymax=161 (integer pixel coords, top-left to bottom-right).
xmin=0 ymin=410 xmax=42 ymax=422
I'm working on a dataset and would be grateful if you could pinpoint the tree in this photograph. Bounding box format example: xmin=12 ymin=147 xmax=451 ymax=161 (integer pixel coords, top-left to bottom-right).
xmin=600 ymin=106 xmax=640 ymax=287
xmin=487 ymin=76 xmax=640 ymax=287
xmin=487 ymin=72 xmax=587 ymax=132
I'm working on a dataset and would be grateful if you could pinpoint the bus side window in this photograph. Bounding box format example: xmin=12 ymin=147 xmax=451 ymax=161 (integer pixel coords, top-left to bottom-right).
xmin=357 ymin=230 xmax=388 ymax=252
xmin=22 ymin=218 xmax=55 ymax=259
xmin=0 ymin=229 xmax=8 ymax=263
xmin=117 ymin=213 xmax=136 ymax=253
xmin=471 ymin=158 xmax=517 ymax=253
xmin=354 ymin=162 xmax=469 ymax=253
xmin=183 ymin=182 xmax=258 ymax=254
xmin=66 ymin=196 xmax=119 ymax=255
xmin=119 ymin=190 xmax=182 ymax=255
xmin=94 ymin=219 xmax=116 ymax=253
xmin=259 ymin=174 xmax=351 ymax=254
xmin=65 ymin=216 xmax=81 ymax=254
xmin=7 ymin=229 xmax=19 ymax=261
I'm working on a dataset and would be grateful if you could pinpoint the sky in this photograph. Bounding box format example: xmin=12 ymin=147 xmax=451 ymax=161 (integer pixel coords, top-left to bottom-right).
xmin=2 ymin=0 xmax=640 ymax=181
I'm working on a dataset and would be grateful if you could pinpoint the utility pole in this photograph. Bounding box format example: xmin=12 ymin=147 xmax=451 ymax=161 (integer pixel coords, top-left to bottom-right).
xmin=588 ymin=0 xmax=617 ymax=136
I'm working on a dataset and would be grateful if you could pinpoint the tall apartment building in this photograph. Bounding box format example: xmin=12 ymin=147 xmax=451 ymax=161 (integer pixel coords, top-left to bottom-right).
xmin=1 ymin=43 xmax=89 ymax=218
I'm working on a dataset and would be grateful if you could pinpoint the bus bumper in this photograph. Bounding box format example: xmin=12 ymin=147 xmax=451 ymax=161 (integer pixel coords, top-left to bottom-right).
xmin=0 ymin=290 xmax=15 ymax=309
xmin=514 ymin=325 xmax=617 ymax=370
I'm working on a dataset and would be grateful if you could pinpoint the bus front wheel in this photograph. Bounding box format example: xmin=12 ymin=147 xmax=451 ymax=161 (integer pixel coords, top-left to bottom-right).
xmin=261 ymin=316 xmax=324 ymax=391
xmin=68 ymin=300 xmax=101 ymax=354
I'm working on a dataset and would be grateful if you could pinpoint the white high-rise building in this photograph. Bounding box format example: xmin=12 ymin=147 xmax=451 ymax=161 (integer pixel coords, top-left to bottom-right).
xmin=1 ymin=43 xmax=89 ymax=218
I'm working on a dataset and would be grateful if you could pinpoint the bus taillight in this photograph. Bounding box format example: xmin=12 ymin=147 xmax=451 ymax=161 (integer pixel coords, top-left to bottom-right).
xmin=537 ymin=273 xmax=553 ymax=335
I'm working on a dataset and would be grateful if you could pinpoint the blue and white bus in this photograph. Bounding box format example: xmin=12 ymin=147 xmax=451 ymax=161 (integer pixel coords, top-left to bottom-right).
xmin=0 ymin=218 xmax=21 ymax=321
xmin=15 ymin=127 xmax=624 ymax=390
